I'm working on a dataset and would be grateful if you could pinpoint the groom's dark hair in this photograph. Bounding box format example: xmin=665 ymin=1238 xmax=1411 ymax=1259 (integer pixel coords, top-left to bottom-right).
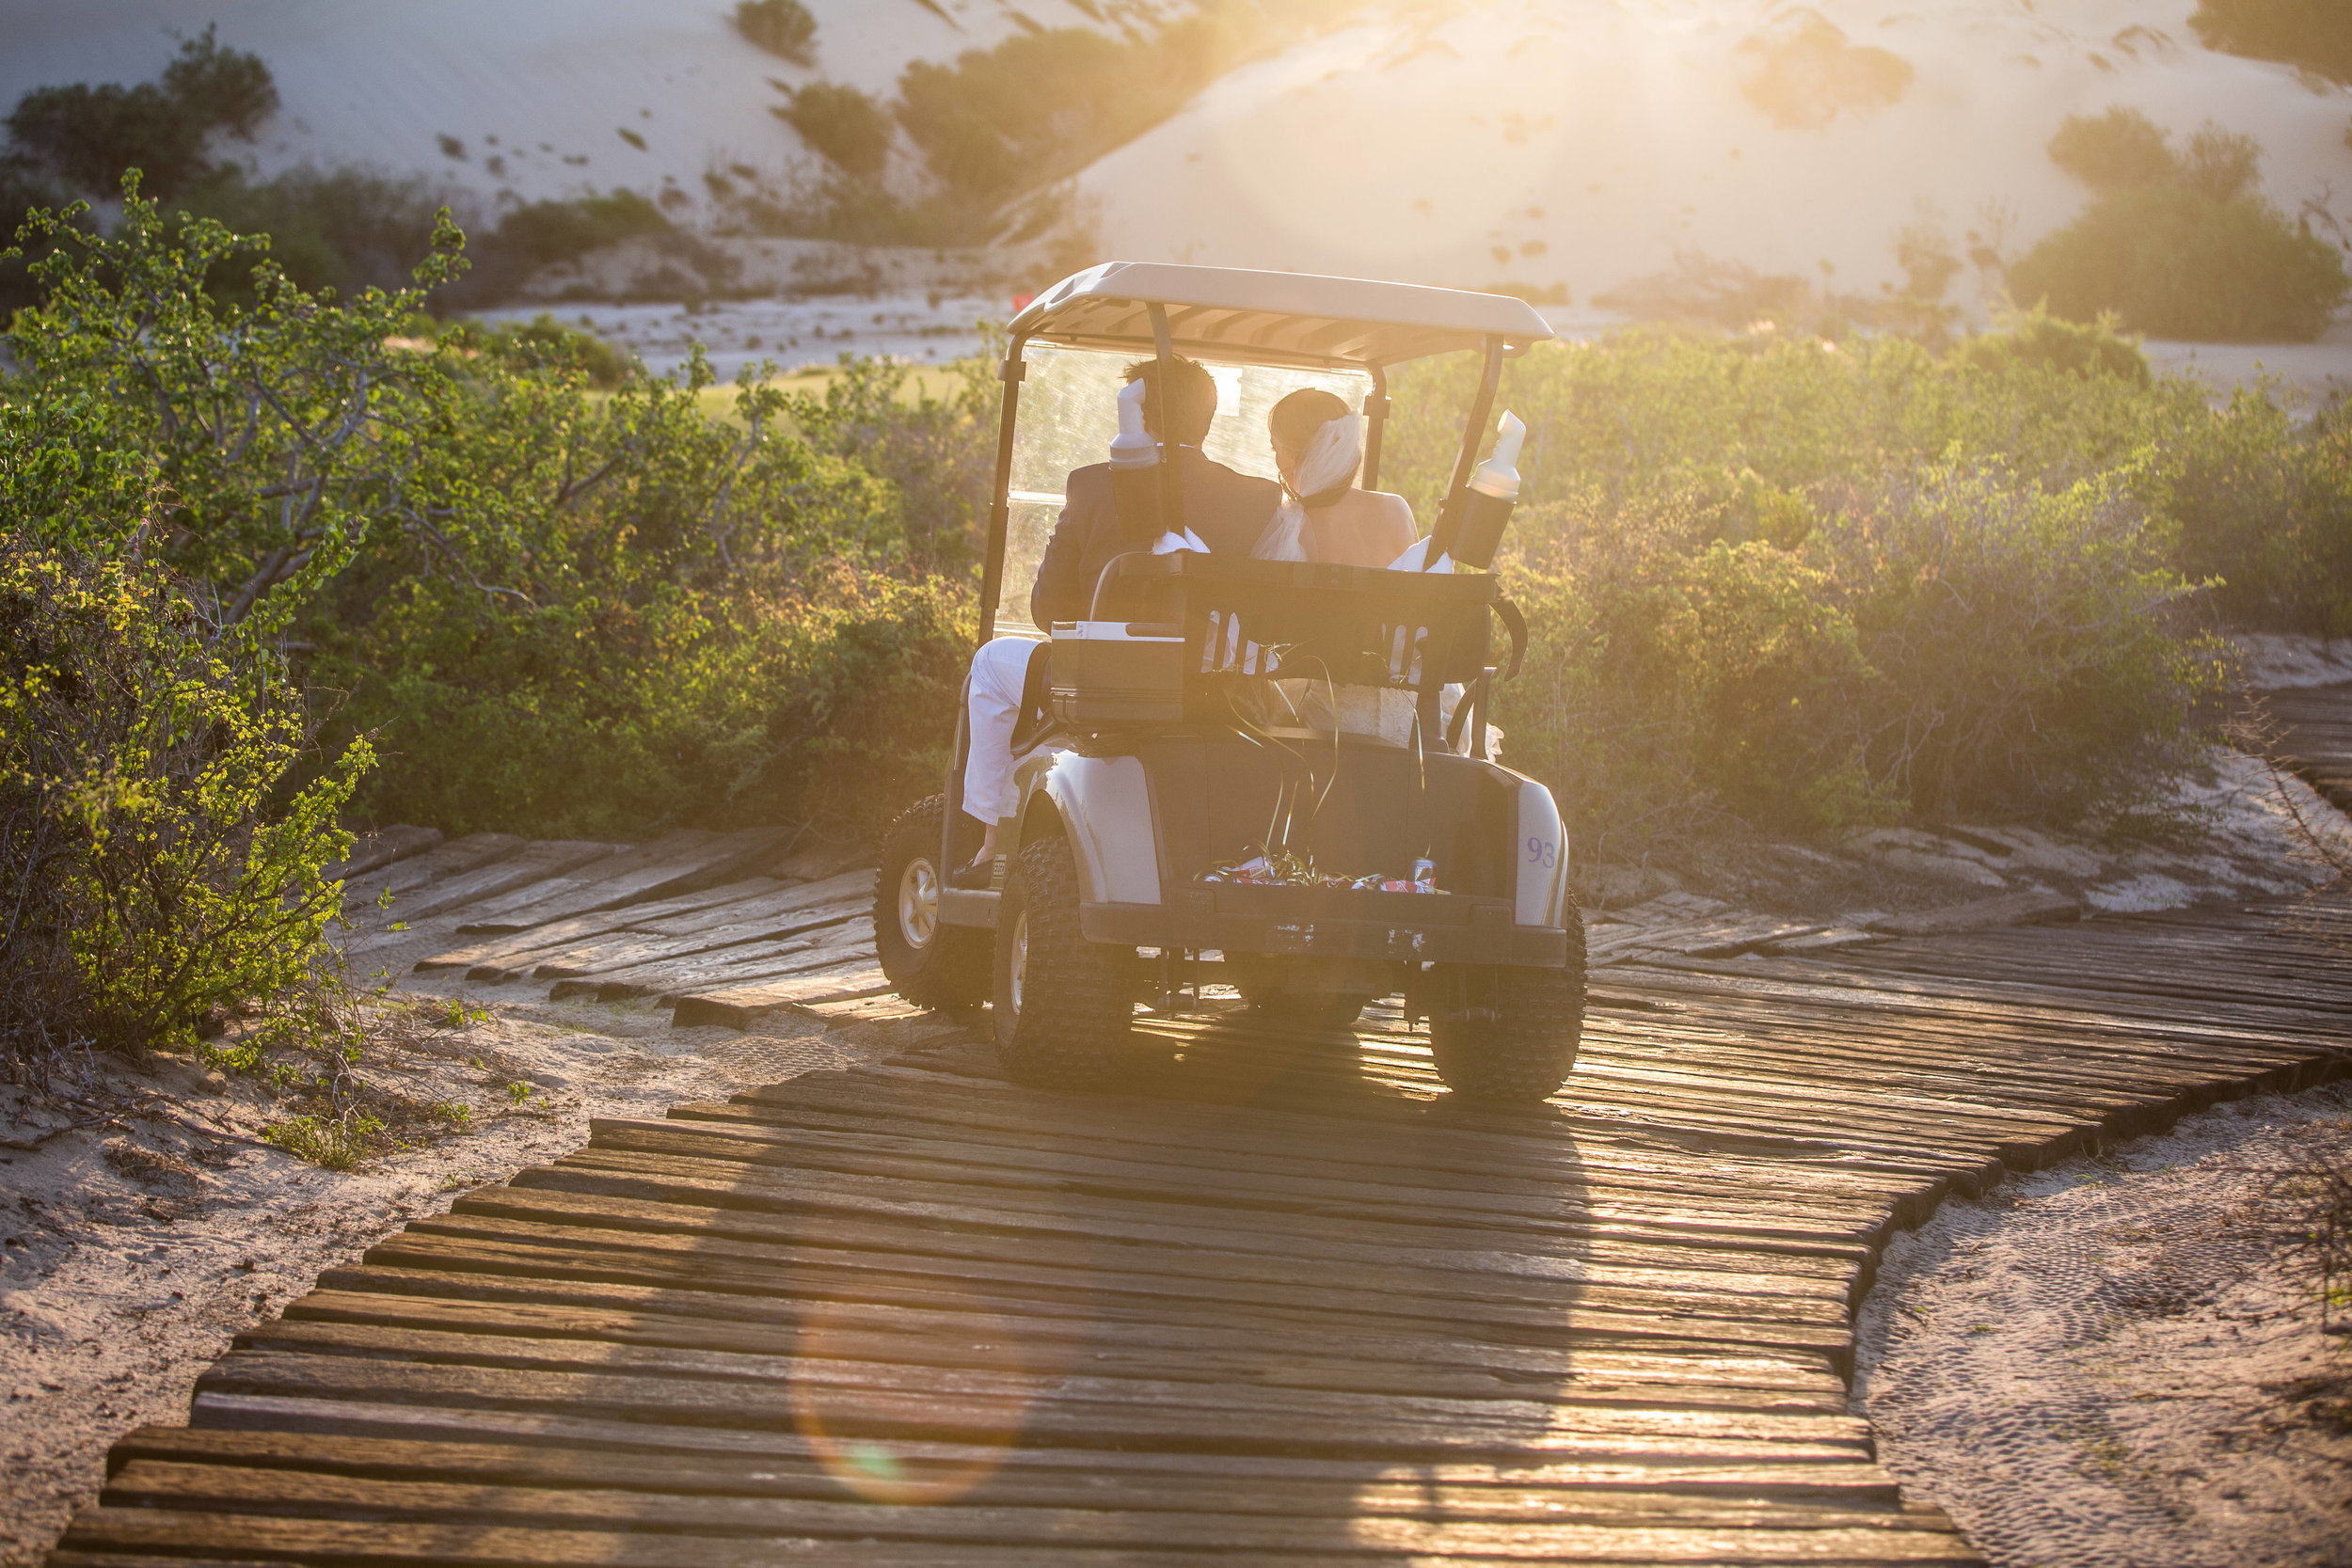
xmin=1122 ymin=355 xmax=1217 ymax=447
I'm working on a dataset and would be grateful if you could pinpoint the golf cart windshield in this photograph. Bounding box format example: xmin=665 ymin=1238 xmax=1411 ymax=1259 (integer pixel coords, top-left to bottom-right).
xmin=999 ymin=345 xmax=1372 ymax=629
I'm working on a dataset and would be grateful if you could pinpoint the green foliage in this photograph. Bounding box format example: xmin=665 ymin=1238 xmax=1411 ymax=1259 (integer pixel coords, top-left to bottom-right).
xmin=2011 ymin=185 xmax=2348 ymax=342
xmin=8 ymin=176 xmax=980 ymax=853
xmin=454 ymin=189 xmax=673 ymax=300
xmin=734 ymin=0 xmax=819 ymax=66
xmin=1503 ymin=519 xmax=1884 ymax=841
xmin=2020 ymin=111 xmax=2348 ymax=342
xmin=784 ymin=355 xmax=997 ymax=571
xmin=263 ymin=1111 xmax=382 ymax=1169
xmin=0 ymin=523 xmax=371 ymax=1064
xmin=433 ymin=312 xmax=632 ymax=388
xmin=2192 ymin=0 xmax=2352 ymax=85
xmin=1380 ymin=319 xmax=2344 ymax=847
xmin=777 ymin=83 xmax=892 ymax=179
xmin=2162 ymin=392 xmax=2352 ymax=635
xmin=343 ymin=561 xmax=973 ymax=840
xmin=172 ymin=165 xmax=450 ymax=300
xmin=1814 ymin=460 xmax=2213 ymax=818
xmin=1952 ymin=304 xmax=2151 ymax=384
xmin=3 ymin=26 xmax=278 ymax=200
xmin=2047 ymin=107 xmax=2178 ymax=193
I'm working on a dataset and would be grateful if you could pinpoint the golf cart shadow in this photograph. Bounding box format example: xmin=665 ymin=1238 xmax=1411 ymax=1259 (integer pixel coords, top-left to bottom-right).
xmin=945 ymin=1008 xmax=1601 ymax=1549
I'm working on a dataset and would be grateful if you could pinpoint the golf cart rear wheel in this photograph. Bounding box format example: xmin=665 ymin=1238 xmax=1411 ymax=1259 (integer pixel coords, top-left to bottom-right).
xmin=995 ymin=832 xmax=1135 ymax=1089
xmin=875 ymin=795 xmax=989 ymax=1014
xmin=1427 ymin=935 xmax=1587 ymax=1103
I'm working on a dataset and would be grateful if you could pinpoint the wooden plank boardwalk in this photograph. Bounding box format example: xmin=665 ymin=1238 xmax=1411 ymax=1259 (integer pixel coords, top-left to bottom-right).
xmin=2269 ymin=680 xmax=2352 ymax=812
xmin=46 ymin=864 xmax=2352 ymax=1563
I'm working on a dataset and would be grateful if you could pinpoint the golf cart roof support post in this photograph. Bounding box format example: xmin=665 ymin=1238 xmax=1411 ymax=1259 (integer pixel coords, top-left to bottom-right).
xmin=1360 ymin=364 xmax=1390 ymax=493
xmin=1449 ymin=336 xmax=1506 ymax=500
xmin=977 ymin=338 xmax=1029 ymax=647
xmin=1148 ymin=302 xmax=1186 ymax=543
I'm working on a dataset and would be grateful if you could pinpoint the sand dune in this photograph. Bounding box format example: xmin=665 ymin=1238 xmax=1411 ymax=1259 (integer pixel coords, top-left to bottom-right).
xmin=1073 ymin=0 xmax=2352 ymax=308
xmin=6 ymin=0 xmax=2348 ymax=340
xmin=0 ymin=0 xmax=1102 ymax=213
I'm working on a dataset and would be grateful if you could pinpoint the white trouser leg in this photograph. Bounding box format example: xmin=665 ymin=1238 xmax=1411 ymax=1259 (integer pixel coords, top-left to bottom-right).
xmin=961 ymin=636 xmax=1038 ymax=827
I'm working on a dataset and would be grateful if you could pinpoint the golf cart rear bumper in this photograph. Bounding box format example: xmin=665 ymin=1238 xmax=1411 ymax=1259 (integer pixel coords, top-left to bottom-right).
xmin=1080 ymin=894 xmax=1570 ymax=967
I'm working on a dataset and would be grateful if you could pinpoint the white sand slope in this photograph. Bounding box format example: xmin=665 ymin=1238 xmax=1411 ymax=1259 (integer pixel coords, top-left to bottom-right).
xmin=8 ymin=0 xmax=2350 ymax=352
xmin=1073 ymin=0 xmax=2352 ymax=307
xmin=0 ymin=0 xmax=1106 ymax=213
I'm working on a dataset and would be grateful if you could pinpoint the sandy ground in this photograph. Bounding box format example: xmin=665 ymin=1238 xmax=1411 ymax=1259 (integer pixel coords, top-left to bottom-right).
xmin=0 ymin=971 xmax=896 ymax=1568
xmin=1857 ymin=1082 xmax=2352 ymax=1568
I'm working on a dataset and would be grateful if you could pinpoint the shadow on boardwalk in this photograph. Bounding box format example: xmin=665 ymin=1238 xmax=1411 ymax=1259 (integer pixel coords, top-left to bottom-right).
xmin=55 ymin=896 xmax=2352 ymax=1564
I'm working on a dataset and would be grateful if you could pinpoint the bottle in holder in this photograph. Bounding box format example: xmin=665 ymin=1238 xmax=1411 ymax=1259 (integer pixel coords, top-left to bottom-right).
xmin=1109 ymin=377 xmax=1161 ymax=544
xmin=1430 ymin=410 xmax=1525 ymax=570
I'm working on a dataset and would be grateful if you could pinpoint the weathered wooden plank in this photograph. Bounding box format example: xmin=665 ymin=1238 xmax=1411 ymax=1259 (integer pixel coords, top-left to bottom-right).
xmin=342 ymin=832 xmax=524 ymax=909
xmin=454 ymin=828 xmax=792 ymax=933
xmin=57 ymin=1508 xmax=1988 ymax=1565
xmin=543 ymin=917 xmax=877 ymax=1001
xmin=104 ymin=1428 xmax=1906 ymax=1508
xmin=275 ymin=1289 xmax=1844 ymax=1399
xmin=98 ymin=1461 xmax=1983 ymax=1555
xmin=669 ymin=963 xmax=891 ymax=1026
xmin=324 ymin=824 xmax=442 ymax=882
xmin=415 ymin=878 xmax=803 ymax=973
xmin=398 ymin=840 xmax=628 ymax=921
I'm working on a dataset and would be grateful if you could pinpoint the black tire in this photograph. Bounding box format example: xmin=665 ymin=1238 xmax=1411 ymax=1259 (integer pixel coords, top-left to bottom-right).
xmin=1427 ymin=922 xmax=1586 ymax=1103
xmin=874 ymin=795 xmax=989 ymax=1014
xmin=994 ymin=832 xmax=1136 ymax=1089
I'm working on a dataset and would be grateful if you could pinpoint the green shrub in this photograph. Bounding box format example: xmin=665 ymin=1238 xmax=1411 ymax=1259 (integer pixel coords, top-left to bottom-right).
xmin=777 ymin=83 xmax=892 ymax=180
xmin=2047 ymin=107 xmax=2179 ymax=193
xmin=734 ymin=0 xmax=819 ymax=67
xmin=342 ymin=564 xmax=973 ymax=840
xmin=1818 ymin=460 xmax=2212 ymax=819
xmin=1952 ymin=304 xmax=2151 ymax=384
xmin=3 ymin=26 xmax=277 ymax=201
xmin=455 ymin=189 xmax=672 ymax=299
xmin=2018 ymin=111 xmax=2349 ymax=342
xmin=436 ymin=312 xmax=632 ymax=388
xmin=1502 ymin=515 xmax=1884 ymax=844
xmin=2192 ymin=0 xmax=2352 ymax=85
xmin=2164 ymin=390 xmax=2352 ymax=634
xmin=263 ymin=1111 xmax=382 ymax=1169
xmin=785 ymin=355 xmax=996 ymax=570
xmin=0 ymin=525 xmax=372 ymax=1065
xmin=173 ymin=164 xmax=452 ymax=301
xmin=2011 ymin=185 xmax=2348 ymax=341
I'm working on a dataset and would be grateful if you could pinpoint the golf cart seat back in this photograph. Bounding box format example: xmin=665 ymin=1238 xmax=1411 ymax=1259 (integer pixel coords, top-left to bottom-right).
xmin=1057 ymin=551 xmax=1511 ymax=726
xmin=1101 ymin=552 xmax=1486 ymax=681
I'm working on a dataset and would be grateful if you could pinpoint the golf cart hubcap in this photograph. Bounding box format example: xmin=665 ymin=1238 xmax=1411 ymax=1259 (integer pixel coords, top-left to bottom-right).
xmin=898 ymin=858 xmax=938 ymax=949
xmin=1008 ymin=910 xmax=1028 ymax=1017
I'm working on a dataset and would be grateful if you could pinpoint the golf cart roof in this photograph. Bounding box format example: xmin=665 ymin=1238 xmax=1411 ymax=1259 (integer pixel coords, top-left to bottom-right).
xmin=1009 ymin=261 xmax=1554 ymax=369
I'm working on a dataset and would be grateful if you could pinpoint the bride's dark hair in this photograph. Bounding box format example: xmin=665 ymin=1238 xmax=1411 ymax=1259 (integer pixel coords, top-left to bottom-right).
xmin=1267 ymin=388 xmax=1359 ymax=504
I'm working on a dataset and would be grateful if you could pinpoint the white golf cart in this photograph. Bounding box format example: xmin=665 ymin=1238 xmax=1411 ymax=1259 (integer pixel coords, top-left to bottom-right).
xmin=874 ymin=262 xmax=1584 ymax=1101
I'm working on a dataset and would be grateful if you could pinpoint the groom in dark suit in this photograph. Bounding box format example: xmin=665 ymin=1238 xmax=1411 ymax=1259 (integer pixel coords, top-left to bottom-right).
xmin=1027 ymin=355 xmax=1279 ymax=630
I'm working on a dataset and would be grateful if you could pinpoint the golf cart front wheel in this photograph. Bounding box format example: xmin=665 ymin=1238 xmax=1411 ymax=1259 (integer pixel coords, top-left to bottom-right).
xmin=875 ymin=795 xmax=989 ymax=1014
xmin=1427 ymin=946 xmax=1587 ymax=1104
xmin=995 ymin=832 xmax=1135 ymax=1089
